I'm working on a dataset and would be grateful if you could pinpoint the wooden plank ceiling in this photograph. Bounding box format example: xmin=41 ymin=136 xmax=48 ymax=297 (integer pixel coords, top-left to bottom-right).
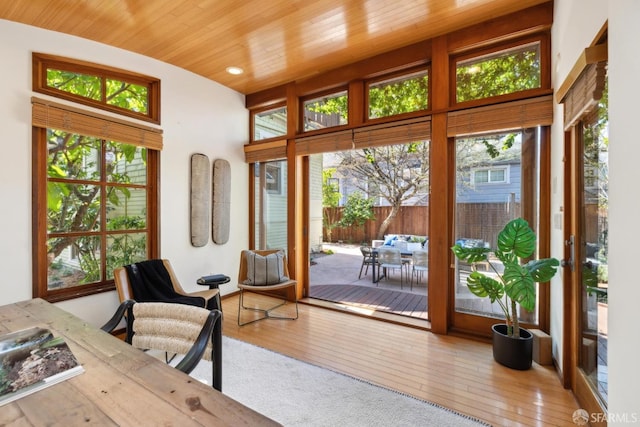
xmin=0 ymin=0 xmax=549 ymax=95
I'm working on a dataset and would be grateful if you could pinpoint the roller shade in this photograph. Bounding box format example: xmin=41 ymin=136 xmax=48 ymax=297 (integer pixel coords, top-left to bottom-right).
xmin=447 ymin=95 xmax=553 ymax=137
xmin=295 ymin=130 xmax=353 ymax=156
xmin=244 ymin=139 xmax=287 ymax=163
xmin=560 ymin=61 xmax=607 ymax=129
xmin=295 ymin=117 xmax=431 ymax=156
xmin=32 ymin=97 xmax=163 ymax=150
xmin=353 ymin=117 xmax=431 ymax=148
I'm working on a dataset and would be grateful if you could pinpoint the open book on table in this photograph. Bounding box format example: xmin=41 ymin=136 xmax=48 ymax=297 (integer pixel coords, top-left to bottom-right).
xmin=0 ymin=326 xmax=84 ymax=406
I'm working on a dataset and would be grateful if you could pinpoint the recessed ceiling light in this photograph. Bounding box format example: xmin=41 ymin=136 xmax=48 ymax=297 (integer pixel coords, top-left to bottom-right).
xmin=226 ymin=66 xmax=244 ymax=75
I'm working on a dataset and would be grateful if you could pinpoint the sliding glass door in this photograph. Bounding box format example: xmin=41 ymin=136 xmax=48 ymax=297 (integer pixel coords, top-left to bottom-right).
xmin=307 ymin=139 xmax=431 ymax=320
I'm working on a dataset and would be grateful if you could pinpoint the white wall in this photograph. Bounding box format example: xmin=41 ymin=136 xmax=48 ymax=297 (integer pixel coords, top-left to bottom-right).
xmin=607 ymin=1 xmax=640 ymax=421
xmin=552 ymin=1 xmax=640 ymax=422
xmin=550 ymin=0 xmax=608 ymax=381
xmin=0 ymin=19 xmax=249 ymax=326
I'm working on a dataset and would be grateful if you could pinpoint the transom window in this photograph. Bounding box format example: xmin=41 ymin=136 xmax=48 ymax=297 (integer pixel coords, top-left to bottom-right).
xmin=455 ymin=41 xmax=541 ymax=103
xmin=254 ymin=105 xmax=287 ymax=141
xmin=367 ymin=68 xmax=429 ymax=119
xmin=303 ymin=90 xmax=348 ymax=132
xmin=33 ymin=53 xmax=160 ymax=123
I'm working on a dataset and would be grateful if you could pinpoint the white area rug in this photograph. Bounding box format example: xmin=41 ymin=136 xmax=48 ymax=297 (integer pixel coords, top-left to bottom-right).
xmin=188 ymin=337 xmax=490 ymax=427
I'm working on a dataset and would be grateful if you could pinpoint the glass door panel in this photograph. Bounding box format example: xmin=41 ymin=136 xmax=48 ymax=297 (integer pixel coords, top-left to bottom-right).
xmin=579 ymin=84 xmax=608 ymax=405
xmin=308 ymin=140 xmax=430 ymax=320
xmin=254 ymin=160 xmax=288 ymax=250
xmin=454 ymin=129 xmax=540 ymax=323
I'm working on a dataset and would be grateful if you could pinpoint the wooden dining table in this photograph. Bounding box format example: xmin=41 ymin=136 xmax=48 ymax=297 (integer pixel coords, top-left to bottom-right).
xmin=0 ymin=298 xmax=280 ymax=426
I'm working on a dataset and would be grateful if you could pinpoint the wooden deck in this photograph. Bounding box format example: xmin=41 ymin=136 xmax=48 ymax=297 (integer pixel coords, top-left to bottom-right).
xmin=223 ymin=293 xmax=580 ymax=426
xmin=310 ymin=284 xmax=428 ymax=320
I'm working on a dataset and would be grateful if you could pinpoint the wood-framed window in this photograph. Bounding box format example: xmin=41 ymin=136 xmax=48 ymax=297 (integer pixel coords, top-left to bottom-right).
xmin=302 ymin=88 xmax=348 ymax=132
xmin=32 ymin=55 xmax=162 ymax=302
xmin=366 ymin=66 xmax=430 ymax=121
xmin=253 ymin=104 xmax=287 ymax=142
xmin=32 ymin=53 xmax=161 ymax=124
xmin=452 ymin=35 xmax=549 ymax=107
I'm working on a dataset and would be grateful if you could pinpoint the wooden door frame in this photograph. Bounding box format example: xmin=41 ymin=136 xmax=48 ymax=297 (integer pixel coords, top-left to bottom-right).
xmin=563 ymin=123 xmax=608 ymax=425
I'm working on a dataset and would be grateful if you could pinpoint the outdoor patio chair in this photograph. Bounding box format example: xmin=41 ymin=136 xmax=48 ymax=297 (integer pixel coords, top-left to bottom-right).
xmin=358 ymin=246 xmax=375 ymax=279
xmin=410 ymin=249 xmax=428 ymax=290
xmin=376 ymin=247 xmax=408 ymax=289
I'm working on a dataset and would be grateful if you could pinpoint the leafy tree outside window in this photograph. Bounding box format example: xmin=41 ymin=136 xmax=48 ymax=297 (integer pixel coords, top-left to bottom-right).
xmin=455 ymin=42 xmax=540 ymax=103
xmin=33 ymin=53 xmax=159 ymax=123
xmin=368 ymin=69 xmax=429 ymax=119
xmin=336 ymin=141 xmax=430 ymax=239
xmin=47 ymin=132 xmax=149 ymax=290
xmin=303 ymin=90 xmax=348 ymax=131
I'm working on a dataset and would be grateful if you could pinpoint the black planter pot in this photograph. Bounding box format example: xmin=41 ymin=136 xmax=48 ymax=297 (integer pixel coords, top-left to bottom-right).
xmin=492 ymin=324 xmax=533 ymax=370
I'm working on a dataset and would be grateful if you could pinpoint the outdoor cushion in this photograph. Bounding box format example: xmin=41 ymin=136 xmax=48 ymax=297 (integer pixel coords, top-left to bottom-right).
xmin=383 ymin=235 xmax=398 ymax=246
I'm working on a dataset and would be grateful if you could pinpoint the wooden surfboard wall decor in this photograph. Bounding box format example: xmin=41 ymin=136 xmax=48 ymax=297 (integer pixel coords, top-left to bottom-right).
xmin=190 ymin=153 xmax=210 ymax=247
xmin=212 ymin=159 xmax=231 ymax=244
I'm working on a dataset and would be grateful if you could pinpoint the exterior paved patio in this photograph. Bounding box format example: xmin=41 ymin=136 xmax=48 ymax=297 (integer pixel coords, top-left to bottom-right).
xmin=309 ymin=244 xmax=428 ymax=319
xmin=309 ymin=243 xmax=504 ymax=321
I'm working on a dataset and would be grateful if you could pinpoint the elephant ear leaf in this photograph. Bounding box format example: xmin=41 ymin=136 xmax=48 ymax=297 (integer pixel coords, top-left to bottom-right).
xmin=466 ymin=272 xmax=504 ymax=302
xmin=497 ymin=218 xmax=536 ymax=259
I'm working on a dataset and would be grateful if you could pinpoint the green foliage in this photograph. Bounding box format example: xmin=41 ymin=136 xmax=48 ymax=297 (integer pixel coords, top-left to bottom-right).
xmin=106 ymin=79 xmax=148 ymax=113
xmin=481 ymin=133 xmax=516 ymax=159
xmin=451 ymin=218 xmax=560 ymax=337
xmin=456 ymin=46 xmax=540 ymax=102
xmin=322 ymin=168 xmax=340 ymax=208
xmin=45 ymin=100 xmax=149 ymax=289
xmin=47 ymin=69 xmax=101 ymax=100
xmin=339 ymin=192 xmax=374 ymax=228
xmin=305 ymin=92 xmax=348 ymax=127
xmin=46 ymin=68 xmax=149 ymax=115
xmin=369 ymin=72 xmax=428 ymax=118
xmin=322 ymin=168 xmax=341 ymax=242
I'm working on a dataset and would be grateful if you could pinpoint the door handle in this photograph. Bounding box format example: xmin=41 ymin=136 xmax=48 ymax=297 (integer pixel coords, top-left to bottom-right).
xmin=561 ymin=235 xmax=575 ymax=272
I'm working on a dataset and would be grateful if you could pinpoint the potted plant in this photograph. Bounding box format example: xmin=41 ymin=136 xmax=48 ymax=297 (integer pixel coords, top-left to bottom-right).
xmin=451 ymin=217 xmax=560 ymax=370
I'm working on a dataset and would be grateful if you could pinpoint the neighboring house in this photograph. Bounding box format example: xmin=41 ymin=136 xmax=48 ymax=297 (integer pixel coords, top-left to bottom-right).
xmin=456 ymin=160 xmax=521 ymax=204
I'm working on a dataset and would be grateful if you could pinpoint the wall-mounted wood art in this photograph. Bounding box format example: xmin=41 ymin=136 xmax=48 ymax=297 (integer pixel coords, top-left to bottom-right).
xmin=212 ymin=159 xmax=231 ymax=244
xmin=190 ymin=153 xmax=210 ymax=247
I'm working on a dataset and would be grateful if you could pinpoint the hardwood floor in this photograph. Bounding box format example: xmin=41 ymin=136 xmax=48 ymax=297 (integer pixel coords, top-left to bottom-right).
xmin=222 ymin=293 xmax=580 ymax=427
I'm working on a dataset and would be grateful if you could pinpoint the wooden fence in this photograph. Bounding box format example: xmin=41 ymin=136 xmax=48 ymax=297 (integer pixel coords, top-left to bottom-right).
xmin=323 ymin=203 xmax=521 ymax=246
